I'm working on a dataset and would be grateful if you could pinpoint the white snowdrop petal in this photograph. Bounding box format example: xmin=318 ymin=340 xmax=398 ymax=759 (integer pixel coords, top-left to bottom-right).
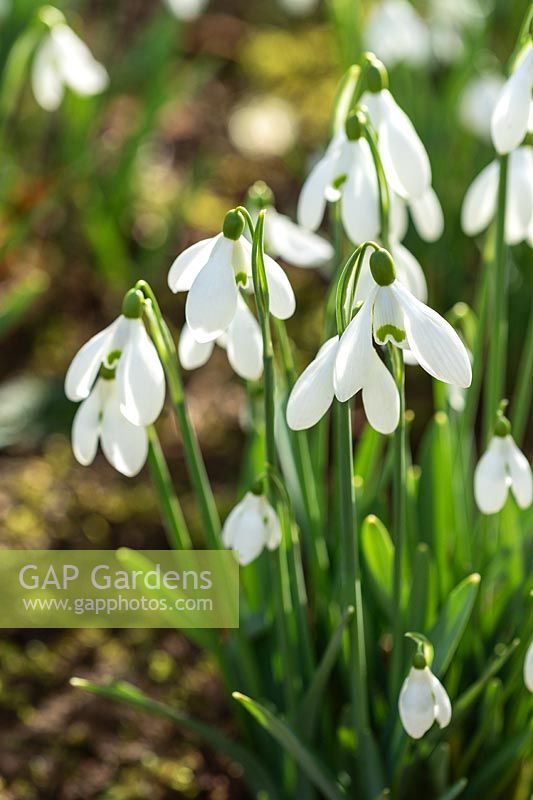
xmin=373 ymin=286 xmax=406 ymax=346
xmin=340 ymin=140 xmax=380 ymax=244
xmin=52 ymin=25 xmax=108 ymax=95
xmin=524 ymin=641 xmax=533 ymax=692
xmin=459 ymin=74 xmax=505 ymax=141
xmin=263 ymin=254 xmax=296 ymax=320
xmin=378 ymin=90 xmax=431 ymax=199
xmin=353 ymin=250 xmax=376 ymax=304
xmin=266 ymin=210 xmax=333 ymax=267
xmin=297 ymin=156 xmax=332 ymax=231
xmin=101 ymin=388 xmax=148 ymax=477
xmin=117 ymin=320 xmax=165 ymax=427
xmin=461 ymin=161 xmax=499 ymax=236
xmin=409 ymin=187 xmax=444 ymax=242
xmin=361 ymin=351 xmax=400 ymax=434
xmin=178 ymin=323 xmax=214 ymax=370
xmin=186 ymin=237 xmax=238 ymax=342
xmin=164 ymin=0 xmax=208 ymax=20
xmin=505 ymin=148 xmax=533 ymax=245
xmin=64 ymin=317 xmax=121 ymax=401
xmin=491 ymin=48 xmax=533 ymax=155
xmin=389 ymin=191 xmax=409 ymax=242
xmin=222 ymin=493 xmax=269 ymax=566
xmin=430 ymin=673 xmax=452 ymax=729
xmin=474 ymin=437 xmax=510 ymax=514
xmin=32 ymin=39 xmax=64 ymax=111
xmin=71 ymin=381 xmax=104 ymax=466
xmin=393 ymin=282 xmax=472 ymax=387
xmin=168 ymin=236 xmax=219 ymax=293
xmin=226 ymin=298 xmax=263 ymax=381
xmin=504 ymin=436 xmax=533 ymax=510
xmin=261 ymin=498 xmax=282 ymax=550
xmin=334 ymin=293 xmax=376 ymax=402
xmin=286 ymin=336 xmax=338 ymax=430
xmin=399 ymin=668 xmax=436 ymax=739
xmin=390 ymin=242 xmax=428 ymax=303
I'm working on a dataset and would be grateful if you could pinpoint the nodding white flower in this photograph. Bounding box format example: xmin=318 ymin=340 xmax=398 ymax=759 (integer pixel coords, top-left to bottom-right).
xmin=525 ymin=640 xmax=533 ymax=692
xmin=297 ymin=124 xmax=381 ymax=245
xmin=491 ymin=44 xmax=533 ymax=155
xmin=334 ymin=249 xmax=471 ymax=433
xmin=168 ymin=210 xmax=295 ymax=343
xmin=399 ymin=664 xmax=452 ymax=739
xmin=354 ymin=244 xmax=428 ymax=305
xmin=163 ymin=0 xmax=208 ymax=21
xmin=458 ymin=73 xmax=505 ymax=142
xmin=461 ymin=147 xmax=533 ymax=245
xmin=65 ymin=290 xmax=165 ymax=428
xmin=286 ymin=337 xmax=339 ymax=431
xmin=264 ymin=206 xmax=334 ymax=268
xmin=364 ymin=0 xmax=431 ymax=69
xmin=361 ymin=88 xmax=432 ymax=199
xmin=32 ymin=15 xmax=108 ymax=112
xmin=278 ymin=0 xmax=319 ymax=15
xmin=222 ymin=491 xmax=282 ymax=565
xmin=178 ymin=296 xmax=263 ymax=381
xmin=72 ymin=376 xmax=148 ymax=477
xmin=474 ymin=423 xmax=532 ymax=515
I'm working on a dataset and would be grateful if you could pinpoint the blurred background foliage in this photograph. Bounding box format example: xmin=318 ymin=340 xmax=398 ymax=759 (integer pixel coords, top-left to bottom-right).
xmin=0 ymin=0 xmax=530 ymax=797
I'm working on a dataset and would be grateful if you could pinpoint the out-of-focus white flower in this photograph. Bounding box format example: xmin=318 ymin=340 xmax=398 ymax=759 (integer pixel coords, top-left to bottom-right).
xmin=399 ymin=665 xmax=452 ymax=739
xmin=286 ymin=337 xmax=338 ymax=430
xmin=178 ymin=296 xmax=263 ymax=381
xmin=278 ymin=0 xmax=319 ymax=15
xmin=362 ymin=89 xmax=432 ymax=199
xmin=364 ymin=0 xmax=431 ymax=68
xmin=0 ymin=0 xmax=11 ymax=21
xmin=474 ymin=428 xmax=532 ymax=515
xmin=525 ymin=640 xmax=533 ymax=692
xmin=491 ymin=43 xmax=533 ymax=155
xmin=458 ymin=74 xmax=505 ymax=141
xmin=222 ymin=491 xmax=282 ymax=565
xmin=461 ymin=147 xmax=533 ymax=245
xmin=264 ymin=206 xmax=333 ymax=268
xmin=228 ymin=96 xmax=298 ymax=159
xmin=428 ymin=0 xmax=485 ymax=64
xmin=72 ymin=376 xmax=148 ymax=477
xmin=32 ymin=17 xmax=108 ymax=111
xmin=163 ymin=0 xmax=208 ymax=21
xmin=168 ymin=210 xmax=295 ymax=343
xmin=65 ymin=292 xmax=165 ymax=428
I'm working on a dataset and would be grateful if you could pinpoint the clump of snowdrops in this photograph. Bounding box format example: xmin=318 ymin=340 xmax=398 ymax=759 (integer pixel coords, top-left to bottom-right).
xmin=68 ymin=11 xmax=533 ymax=800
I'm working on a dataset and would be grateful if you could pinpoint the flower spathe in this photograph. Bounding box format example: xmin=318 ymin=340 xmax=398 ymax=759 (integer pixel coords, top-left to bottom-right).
xmin=461 ymin=147 xmax=533 ymax=245
xmin=491 ymin=43 xmax=533 ymax=155
xmin=178 ymin=296 xmax=263 ymax=381
xmin=168 ymin=229 xmax=295 ymax=344
xmin=399 ymin=666 xmax=452 ymax=739
xmin=474 ymin=434 xmax=532 ymax=515
xmin=32 ymin=19 xmax=108 ymax=112
xmin=524 ymin=640 xmax=533 ymax=692
xmin=65 ymin=314 xmax=165 ymax=427
xmin=222 ymin=492 xmax=282 ymax=566
xmin=72 ymin=377 xmax=148 ymax=477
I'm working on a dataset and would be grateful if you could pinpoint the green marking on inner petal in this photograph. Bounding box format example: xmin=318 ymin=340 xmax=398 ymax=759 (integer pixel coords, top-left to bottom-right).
xmin=235 ymin=271 xmax=248 ymax=286
xmin=332 ymin=174 xmax=347 ymax=190
xmin=376 ymin=324 xmax=406 ymax=344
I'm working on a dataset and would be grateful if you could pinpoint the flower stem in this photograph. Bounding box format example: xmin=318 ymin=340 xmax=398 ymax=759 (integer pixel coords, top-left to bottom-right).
xmin=388 ymin=344 xmax=406 ymax=703
xmin=482 ymin=154 xmax=508 ymax=445
xmin=137 ymin=281 xmax=221 ymax=548
xmin=512 ymin=307 xmax=533 ymax=444
xmin=147 ymin=426 xmax=192 ymax=550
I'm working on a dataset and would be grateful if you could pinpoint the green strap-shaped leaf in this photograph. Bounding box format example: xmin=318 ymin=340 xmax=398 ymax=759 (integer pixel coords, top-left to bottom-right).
xmin=233 ymin=692 xmax=347 ymax=800
xmin=435 ymin=778 xmax=468 ymax=800
xmin=297 ymin=606 xmax=355 ymax=736
xmin=71 ymin=678 xmax=281 ymax=800
xmin=429 ymin=573 xmax=480 ymax=676
xmin=361 ymin=515 xmax=394 ymax=617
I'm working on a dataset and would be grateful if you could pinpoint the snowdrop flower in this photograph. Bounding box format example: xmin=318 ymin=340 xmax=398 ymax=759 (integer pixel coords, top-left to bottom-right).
xmin=399 ymin=657 xmax=452 ymax=739
xmin=178 ymin=296 xmax=263 ymax=381
xmin=524 ymin=640 xmax=533 ymax=692
xmin=461 ymin=147 xmax=533 ymax=245
xmin=474 ymin=415 xmax=532 ymax=515
xmin=32 ymin=9 xmax=108 ymax=112
xmin=228 ymin=96 xmax=298 ymax=159
xmin=354 ymin=244 xmax=427 ymax=305
xmin=458 ymin=73 xmax=505 ymax=142
xmin=364 ymin=0 xmax=431 ymax=68
xmin=65 ymin=289 xmax=165 ymax=427
xmin=297 ymin=113 xmax=380 ymax=245
xmin=278 ymin=0 xmax=319 ymax=16
xmin=168 ymin=210 xmax=295 ymax=343
xmin=334 ymin=248 xmax=471 ymax=433
xmin=72 ymin=373 xmax=148 ymax=477
xmin=286 ymin=337 xmax=339 ymax=430
xmin=491 ymin=43 xmax=533 ymax=155
xmin=163 ymin=0 xmax=208 ymax=21
xmin=222 ymin=490 xmax=282 ymax=565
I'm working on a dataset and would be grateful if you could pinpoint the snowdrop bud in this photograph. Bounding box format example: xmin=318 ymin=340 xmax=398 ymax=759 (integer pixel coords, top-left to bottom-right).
xmin=122 ymin=288 xmax=144 ymax=319
xmin=399 ymin=664 xmax=452 ymax=739
xmin=370 ymin=248 xmax=396 ymax=286
xmin=494 ymin=412 xmax=512 ymax=438
xmin=223 ymin=209 xmax=246 ymax=241
xmin=345 ymin=110 xmax=366 ymax=141
xmin=247 ymin=180 xmax=275 ymax=211
xmin=222 ymin=492 xmax=282 ymax=566
xmin=524 ymin=640 xmax=533 ymax=692
xmin=365 ymin=56 xmax=389 ymax=93
xmin=39 ymin=5 xmax=65 ymax=26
